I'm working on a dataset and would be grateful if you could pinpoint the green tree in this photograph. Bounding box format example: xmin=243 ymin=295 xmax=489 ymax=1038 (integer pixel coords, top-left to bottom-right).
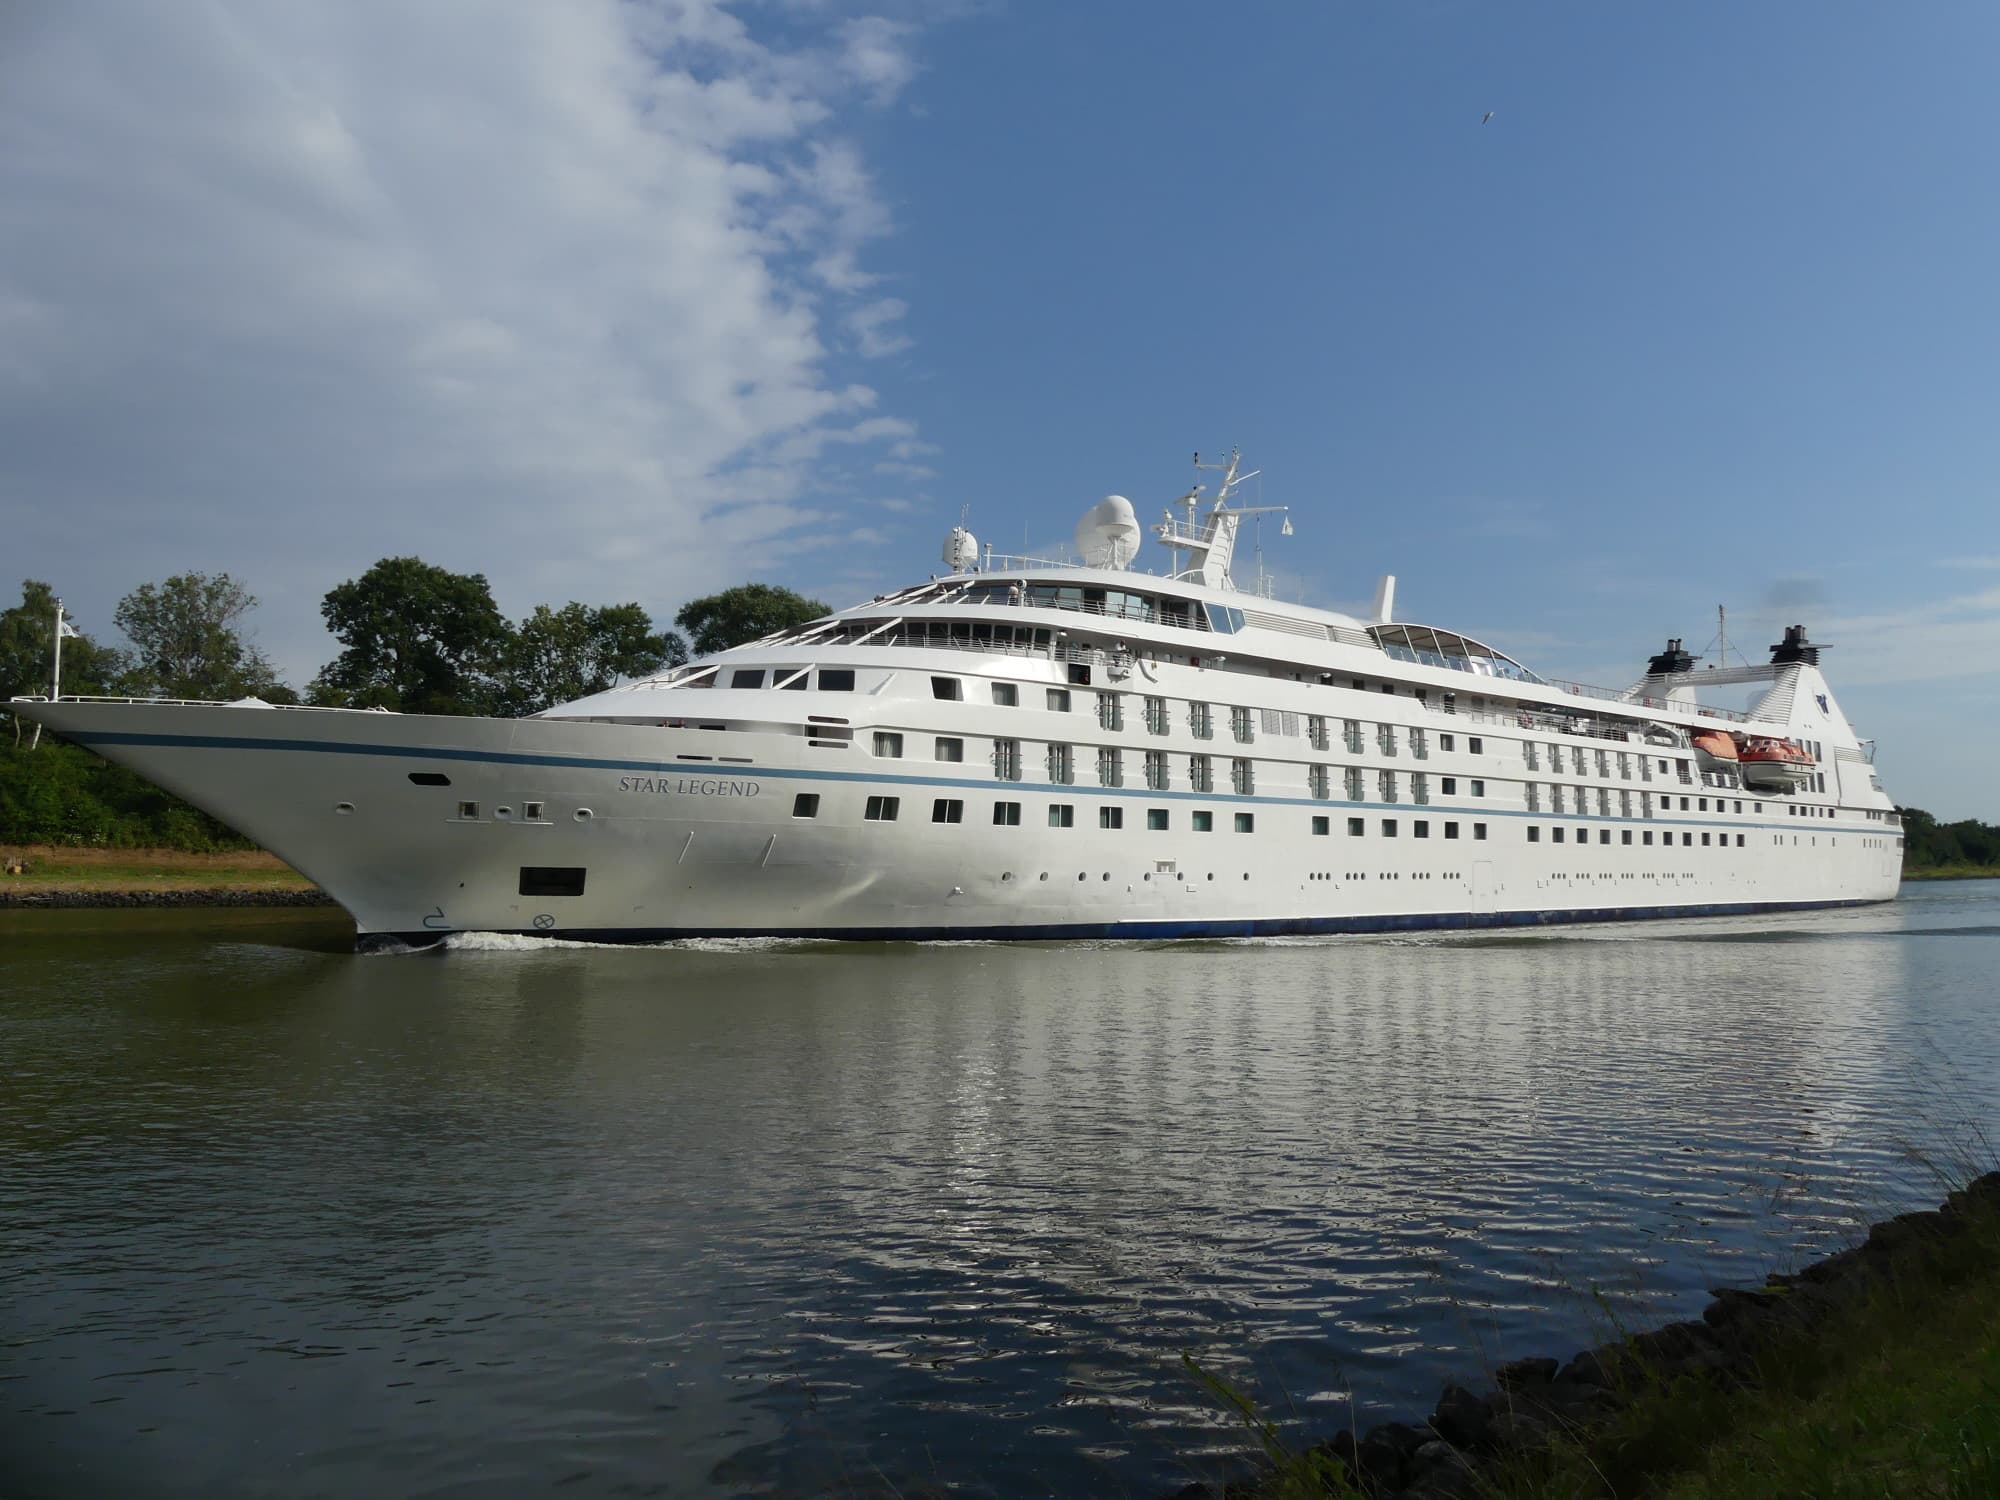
xmin=505 ymin=602 xmax=687 ymax=715
xmin=113 ymin=571 xmax=290 ymax=701
xmin=0 ymin=580 xmax=127 ymax=708
xmin=674 ymin=583 xmax=830 ymax=656
xmin=310 ymin=557 xmax=512 ymax=715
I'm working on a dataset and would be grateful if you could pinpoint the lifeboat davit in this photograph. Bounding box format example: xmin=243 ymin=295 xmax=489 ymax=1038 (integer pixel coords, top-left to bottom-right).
xmin=1736 ymin=735 xmax=1813 ymax=791
xmin=1691 ymin=729 xmax=1739 ymax=769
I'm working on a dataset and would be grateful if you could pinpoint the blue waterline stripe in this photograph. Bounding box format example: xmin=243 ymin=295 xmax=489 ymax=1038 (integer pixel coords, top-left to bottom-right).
xmin=371 ymin=896 xmax=1888 ymax=948
xmin=66 ymin=730 xmax=1880 ymax=835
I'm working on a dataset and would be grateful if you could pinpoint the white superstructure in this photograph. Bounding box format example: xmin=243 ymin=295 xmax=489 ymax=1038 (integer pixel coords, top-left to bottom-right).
xmin=10 ymin=453 xmax=1903 ymax=947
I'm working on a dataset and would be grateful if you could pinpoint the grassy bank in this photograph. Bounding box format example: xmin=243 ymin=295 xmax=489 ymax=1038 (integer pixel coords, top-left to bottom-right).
xmin=1197 ymin=1173 xmax=2000 ymax=1500
xmin=0 ymin=844 xmax=314 ymax=894
xmin=1902 ymin=864 xmax=2000 ymax=881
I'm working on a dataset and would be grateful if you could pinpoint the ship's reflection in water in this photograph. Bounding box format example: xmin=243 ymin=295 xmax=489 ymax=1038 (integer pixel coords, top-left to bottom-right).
xmin=4 ymin=887 xmax=1997 ymax=1498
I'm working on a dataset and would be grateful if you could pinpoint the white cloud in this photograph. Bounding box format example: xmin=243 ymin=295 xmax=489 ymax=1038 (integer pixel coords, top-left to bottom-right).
xmin=0 ymin=1 xmax=936 ymax=681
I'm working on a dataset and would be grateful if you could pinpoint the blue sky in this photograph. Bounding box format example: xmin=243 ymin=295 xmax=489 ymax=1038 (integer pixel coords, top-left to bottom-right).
xmin=3 ymin=3 xmax=1995 ymax=816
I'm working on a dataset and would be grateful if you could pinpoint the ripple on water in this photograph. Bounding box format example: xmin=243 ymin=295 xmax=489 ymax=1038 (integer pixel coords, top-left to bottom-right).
xmin=0 ymin=886 xmax=1996 ymax=1497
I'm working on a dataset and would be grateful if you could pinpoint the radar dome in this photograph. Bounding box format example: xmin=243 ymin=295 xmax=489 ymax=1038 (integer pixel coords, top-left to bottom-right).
xmin=942 ymin=526 xmax=979 ymax=573
xmin=1074 ymin=494 xmax=1140 ymax=569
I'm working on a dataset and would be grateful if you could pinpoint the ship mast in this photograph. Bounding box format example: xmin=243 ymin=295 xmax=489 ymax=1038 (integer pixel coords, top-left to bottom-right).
xmin=1155 ymin=449 xmax=1291 ymax=590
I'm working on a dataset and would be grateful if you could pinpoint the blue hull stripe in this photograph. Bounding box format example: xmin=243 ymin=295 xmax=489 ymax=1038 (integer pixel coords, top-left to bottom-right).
xmin=66 ymin=729 xmax=1869 ymax=834
xmin=367 ymin=896 xmax=1889 ymax=949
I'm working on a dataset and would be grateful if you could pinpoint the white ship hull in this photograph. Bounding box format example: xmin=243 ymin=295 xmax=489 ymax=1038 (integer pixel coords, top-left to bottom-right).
xmin=14 ymin=648 xmax=1901 ymax=949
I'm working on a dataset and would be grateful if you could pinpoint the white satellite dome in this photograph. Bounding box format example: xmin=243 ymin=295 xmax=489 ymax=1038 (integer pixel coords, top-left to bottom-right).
xmin=1073 ymin=494 xmax=1140 ymax=569
xmin=942 ymin=525 xmax=979 ymax=573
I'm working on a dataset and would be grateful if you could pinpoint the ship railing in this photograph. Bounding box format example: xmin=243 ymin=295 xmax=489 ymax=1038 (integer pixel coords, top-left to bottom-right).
xmin=7 ymin=693 xmax=395 ymax=713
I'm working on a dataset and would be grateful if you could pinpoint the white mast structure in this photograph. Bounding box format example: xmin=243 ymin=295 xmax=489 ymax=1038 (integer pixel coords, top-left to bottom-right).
xmin=1155 ymin=449 xmax=1291 ymax=590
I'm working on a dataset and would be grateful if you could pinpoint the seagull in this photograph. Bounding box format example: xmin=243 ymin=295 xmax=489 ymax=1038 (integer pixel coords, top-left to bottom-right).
xmin=1482 ymin=111 xmax=1495 ymax=125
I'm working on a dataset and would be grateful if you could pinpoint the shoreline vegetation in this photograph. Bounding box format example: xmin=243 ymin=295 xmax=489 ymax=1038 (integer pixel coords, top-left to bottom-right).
xmin=1182 ymin=1172 xmax=2000 ymax=1500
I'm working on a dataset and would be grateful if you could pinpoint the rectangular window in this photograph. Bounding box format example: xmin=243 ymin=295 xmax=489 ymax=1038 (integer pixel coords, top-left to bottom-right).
xmin=518 ymin=866 xmax=586 ymax=897
xmin=990 ymin=682 xmax=1018 ymax=707
xmin=1067 ymin=663 xmax=1091 ymax=686
xmin=932 ymin=798 xmax=964 ymax=824
xmin=993 ymin=801 xmax=1021 ymax=826
xmin=992 ymin=738 xmax=1022 ymax=781
xmin=730 ymin=669 xmax=766 ymax=688
xmin=457 ymin=801 xmax=480 ymax=819
xmin=1234 ymin=812 xmax=1255 ymax=833
xmin=864 ymin=795 xmax=900 ymax=821
xmin=1702 ymin=831 xmax=1711 ymax=846
xmin=1231 ymin=757 xmax=1254 ymax=795
xmin=1444 ymin=822 xmax=1460 ymax=839
xmin=1048 ymin=804 xmax=1074 ymax=828
xmin=1600 ymin=829 xmax=1611 ymax=844
xmin=934 ymin=737 xmax=964 ymax=763
xmin=1309 ymin=764 xmax=1330 ymax=800
xmin=1308 ymin=714 xmax=1330 ymax=751
xmin=1682 ymin=831 xmax=1693 ymax=846
xmin=1643 ymin=830 xmax=1654 ymax=845
xmin=1144 ymin=695 xmax=1169 ymax=734
xmin=1311 ymin=815 xmax=1330 ymax=835
xmin=1047 ymin=743 xmax=1074 ymax=784
xmin=1441 ymin=776 xmax=1458 ymax=795
xmin=1147 ymin=808 xmax=1170 ymax=831
xmin=1190 ymin=753 xmax=1213 ymax=793
xmin=1189 ymin=701 xmax=1213 ymax=739
xmin=1145 ymin=748 xmax=1170 ymax=791
xmin=1414 ymin=820 xmax=1430 ymax=839
xmin=1469 ymin=737 xmax=1484 ymax=755
xmin=1231 ymin=705 xmax=1255 ymax=743
xmin=816 ymin=668 xmax=855 ymax=692
xmin=1193 ymin=810 xmax=1214 ymax=832
xmin=1470 ymin=778 xmax=1484 ymax=798
xmin=1528 ymin=826 xmax=1541 ymax=843
xmin=1553 ymin=827 xmax=1565 ymax=843
xmin=1441 ymin=732 xmax=1457 ymax=752
xmin=873 ymin=731 xmax=903 ymax=758
xmin=1100 ymin=806 xmax=1123 ymax=830
xmin=1381 ymin=818 xmax=1398 ymax=837
xmin=931 ymin=676 xmax=962 ymax=701
xmin=1046 ymin=688 xmax=1071 ymax=712
xmin=1097 ymin=747 xmax=1124 ymax=787
xmin=1736 ymin=833 xmax=1745 ymax=847
xmin=1473 ymin=823 xmax=1487 ymax=840
xmin=1621 ymin=829 xmax=1632 ymax=845
xmin=1348 ymin=817 xmax=1365 ymax=836
xmin=1097 ymin=692 xmax=1124 ymax=732
xmin=792 ymin=793 xmax=820 ymax=818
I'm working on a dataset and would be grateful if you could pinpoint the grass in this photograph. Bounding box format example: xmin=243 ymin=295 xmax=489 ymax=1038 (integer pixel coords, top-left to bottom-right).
xmin=1901 ymin=864 xmax=2000 ymax=881
xmin=0 ymin=843 xmax=315 ymax=892
xmin=1485 ymin=1195 xmax=2000 ymax=1499
xmin=1191 ymin=1183 xmax=2000 ymax=1500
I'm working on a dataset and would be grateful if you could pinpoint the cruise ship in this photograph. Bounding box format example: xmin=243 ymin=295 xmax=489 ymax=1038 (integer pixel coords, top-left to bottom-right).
xmin=11 ymin=453 xmax=1902 ymax=947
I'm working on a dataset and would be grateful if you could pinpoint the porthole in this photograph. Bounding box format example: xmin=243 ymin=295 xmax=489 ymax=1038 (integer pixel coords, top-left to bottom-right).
xmin=334 ymin=802 xmax=355 ymax=815
xmin=1039 ymin=873 xmax=1049 ymax=882
xmin=573 ymin=808 xmax=594 ymax=822
xmin=1207 ymin=873 xmax=1214 ymax=882
xmin=495 ymin=806 xmax=514 ymax=820
xmin=1001 ymin=872 xmax=1013 ymax=882
xmin=1101 ymin=872 xmax=1110 ymax=881
xmin=1078 ymin=872 xmax=1087 ymax=882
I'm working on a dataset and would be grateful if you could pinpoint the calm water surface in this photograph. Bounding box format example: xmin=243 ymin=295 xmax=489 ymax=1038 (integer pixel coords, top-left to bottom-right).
xmin=5 ymin=885 xmax=1999 ymax=1498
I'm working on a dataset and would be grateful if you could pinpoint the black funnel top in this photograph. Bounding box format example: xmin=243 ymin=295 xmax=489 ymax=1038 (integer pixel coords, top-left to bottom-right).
xmin=1770 ymin=624 xmax=1822 ymax=666
xmin=1646 ymin=637 xmax=1694 ymax=676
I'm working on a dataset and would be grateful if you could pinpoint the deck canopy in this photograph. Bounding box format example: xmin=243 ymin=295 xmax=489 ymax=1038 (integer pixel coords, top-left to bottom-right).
xmin=1368 ymin=623 xmax=1544 ymax=684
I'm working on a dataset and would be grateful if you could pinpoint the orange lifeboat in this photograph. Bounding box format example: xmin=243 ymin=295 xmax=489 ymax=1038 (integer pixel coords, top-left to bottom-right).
xmin=1737 ymin=735 xmax=1813 ymax=790
xmin=1691 ymin=729 xmax=1739 ymax=767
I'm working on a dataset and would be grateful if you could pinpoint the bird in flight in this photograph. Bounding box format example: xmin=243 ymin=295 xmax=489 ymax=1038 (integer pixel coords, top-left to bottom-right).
xmin=1482 ymin=111 xmax=1495 ymax=125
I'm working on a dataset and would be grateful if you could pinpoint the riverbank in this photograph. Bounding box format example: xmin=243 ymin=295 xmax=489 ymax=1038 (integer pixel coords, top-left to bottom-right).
xmin=0 ymin=845 xmax=329 ymax=906
xmin=1192 ymin=1173 xmax=2000 ymax=1499
xmin=1901 ymin=864 xmax=2000 ymax=880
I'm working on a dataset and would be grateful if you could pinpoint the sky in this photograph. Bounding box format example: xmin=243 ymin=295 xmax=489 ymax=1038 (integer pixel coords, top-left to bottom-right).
xmin=2 ymin=2 xmax=1996 ymax=818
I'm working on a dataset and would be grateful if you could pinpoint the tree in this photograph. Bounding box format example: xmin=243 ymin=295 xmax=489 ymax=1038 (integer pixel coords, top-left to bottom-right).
xmin=674 ymin=583 xmax=830 ymax=656
xmin=113 ymin=571 xmax=289 ymax=701
xmin=0 ymin=580 xmax=128 ymax=706
xmin=311 ymin=557 xmax=512 ymax=715
xmin=504 ymin=602 xmax=687 ymax=715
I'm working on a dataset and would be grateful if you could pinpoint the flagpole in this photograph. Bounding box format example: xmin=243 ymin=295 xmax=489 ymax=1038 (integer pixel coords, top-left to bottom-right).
xmin=52 ymin=597 xmax=64 ymax=703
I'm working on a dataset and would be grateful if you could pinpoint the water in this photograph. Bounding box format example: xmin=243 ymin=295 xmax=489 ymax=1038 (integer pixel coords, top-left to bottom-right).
xmin=4 ymin=885 xmax=1998 ymax=1498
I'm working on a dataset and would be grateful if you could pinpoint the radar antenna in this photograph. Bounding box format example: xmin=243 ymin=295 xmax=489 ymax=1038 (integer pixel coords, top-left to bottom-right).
xmin=1154 ymin=448 xmax=1292 ymax=591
